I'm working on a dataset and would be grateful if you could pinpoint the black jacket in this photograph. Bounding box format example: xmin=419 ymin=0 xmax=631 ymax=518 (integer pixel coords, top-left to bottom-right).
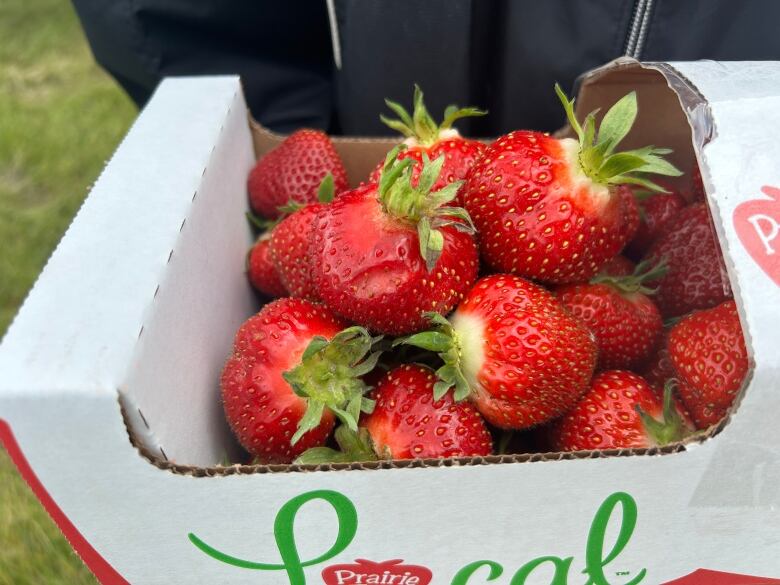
xmin=72 ymin=0 xmax=780 ymax=135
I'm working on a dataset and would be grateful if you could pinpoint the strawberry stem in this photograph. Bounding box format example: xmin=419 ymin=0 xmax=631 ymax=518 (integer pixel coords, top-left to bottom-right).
xmin=378 ymin=147 xmax=475 ymax=272
xmin=282 ymin=326 xmax=383 ymax=445
xmin=380 ymin=84 xmax=486 ymax=146
xmin=636 ymin=379 xmax=689 ymax=446
xmin=294 ymin=426 xmax=378 ymax=465
xmin=554 ymin=84 xmax=682 ymax=192
xmin=246 ymin=211 xmax=277 ymax=231
xmin=591 ymin=258 xmax=668 ymax=295
xmin=394 ymin=312 xmax=472 ymax=402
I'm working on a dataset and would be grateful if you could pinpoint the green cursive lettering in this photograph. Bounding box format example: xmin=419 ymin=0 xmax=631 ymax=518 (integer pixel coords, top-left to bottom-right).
xmin=451 ymin=560 xmax=504 ymax=584
xmin=583 ymin=491 xmax=646 ymax=585
xmin=188 ymin=489 xmax=357 ymax=585
xmin=511 ymin=555 xmax=572 ymax=584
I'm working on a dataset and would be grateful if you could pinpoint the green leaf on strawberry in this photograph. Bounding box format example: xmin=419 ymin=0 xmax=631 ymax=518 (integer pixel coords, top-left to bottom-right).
xmin=378 ymin=146 xmax=475 ymax=271
xmin=380 ymin=84 xmax=486 ymax=146
xmin=294 ymin=426 xmax=377 ymax=465
xmin=555 ymin=83 xmax=682 ymax=192
xmin=282 ymin=326 xmax=382 ymax=444
xmin=636 ymin=379 xmax=690 ymax=446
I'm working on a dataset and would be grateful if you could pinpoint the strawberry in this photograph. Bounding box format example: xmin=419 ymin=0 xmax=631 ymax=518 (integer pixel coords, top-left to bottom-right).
xmin=546 ymin=371 xmax=691 ymax=452
xmin=368 ymin=85 xmax=486 ymax=205
xmin=598 ymin=255 xmax=635 ymax=277
xmin=221 ymin=298 xmax=381 ymax=464
xmin=619 ymin=184 xmax=641 ymax=244
xmin=312 ymin=148 xmax=479 ymax=335
xmin=556 ymin=260 xmax=666 ymax=371
xmin=248 ymin=129 xmax=349 ymax=219
xmin=625 ymin=188 xmax=687 ymax=259
xmin=298 ymin=364 xmax=494 ymax=462
xmin=640 ymin=328 xmax=676 ymax=392
xmin=668 ymin=300 xmax=748 ymax=429
xmin=364 ymin=364 xmax=493 ymax=459
xmin=462 ymin=85 xmax=680 ymax=283
xmin=246 ymin=232 xmax=287 ymax=298
xmin=639 ymin=328 xmax=696 ymax=423
xmin=269 ymin=175 xmax=336 ymax=300
xmin=642 ymin=202 xmax=732 ymax=318
xmin=399 ymin=274 xmax=597 ymax=430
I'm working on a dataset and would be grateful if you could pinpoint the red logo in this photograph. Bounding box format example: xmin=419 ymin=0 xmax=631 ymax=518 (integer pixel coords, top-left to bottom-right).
xmin=663 ymin=568 xmax=780 ymax=584
xmin=733 ymin=185 xmax=780 ymax=286
xmin=322 ymin=559 xmax=432 ymax=585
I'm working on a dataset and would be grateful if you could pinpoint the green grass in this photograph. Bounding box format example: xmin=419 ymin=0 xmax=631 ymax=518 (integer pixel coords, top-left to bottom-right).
xmin=0 ymin=0 xmax=136 ymax=581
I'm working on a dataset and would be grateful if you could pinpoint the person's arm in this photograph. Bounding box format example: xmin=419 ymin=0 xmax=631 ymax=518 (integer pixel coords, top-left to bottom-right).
xmin=71 ymin=0 xmax=335 ymax=132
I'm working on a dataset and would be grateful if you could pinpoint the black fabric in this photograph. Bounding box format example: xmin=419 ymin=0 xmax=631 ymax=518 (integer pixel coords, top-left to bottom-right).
xmin=643 ymin=0 xmax=780 ymax=61
xmin=72 ymin=0 xmax=780 ymax=135
xmin=72 ymin=0 xmax=333 ymax=132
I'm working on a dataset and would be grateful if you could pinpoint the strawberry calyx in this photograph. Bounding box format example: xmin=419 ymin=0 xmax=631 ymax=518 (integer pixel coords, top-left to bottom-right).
xmin=378 ymin=146 xmax=476 ymax=271
xmin=554 ymin=84 xmax=682 ymax=192
xmin=590 ymin=258 xmax=667 ymax=295
xmin=246 ymin=211 xmax=277 ymax=231
xmin=276 ymin=172 xmax=336 ymax=215
xmin=380 ymin=84 xmax=486 ymax=147
xmin=282 ymin=326 xmax=382 ymax=445
xmin=294 ymin=425 xmax=378 ymax=465
xmin=247 ymin=173 xmax=336 ymax=229
xmin=636 ymin=379 xmax=689 ymax=446
xmin=393 ymin=312 xmax=471 ymax=402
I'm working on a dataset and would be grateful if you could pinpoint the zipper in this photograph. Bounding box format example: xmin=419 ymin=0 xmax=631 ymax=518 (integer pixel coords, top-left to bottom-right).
xmin=624 ymin=0 xmax=654 ymax=59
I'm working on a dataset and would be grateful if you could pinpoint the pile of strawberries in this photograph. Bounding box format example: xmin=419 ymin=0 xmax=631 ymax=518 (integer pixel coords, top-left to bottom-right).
xmin=222 ymin=85 xmax=748 ymax=465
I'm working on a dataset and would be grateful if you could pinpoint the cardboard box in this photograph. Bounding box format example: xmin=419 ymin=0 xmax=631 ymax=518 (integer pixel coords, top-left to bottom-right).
xmin=2 ymin=59 xmax=780 ymax=584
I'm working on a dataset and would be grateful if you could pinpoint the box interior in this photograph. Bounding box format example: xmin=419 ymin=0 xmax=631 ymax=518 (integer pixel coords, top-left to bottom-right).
xmin=125 ymin=66 xmax=744 ymax=472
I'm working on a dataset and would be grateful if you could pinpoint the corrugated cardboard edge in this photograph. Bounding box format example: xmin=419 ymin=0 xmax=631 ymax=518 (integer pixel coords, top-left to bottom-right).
xmin=121 ymin=390 xmax=697 ymax=476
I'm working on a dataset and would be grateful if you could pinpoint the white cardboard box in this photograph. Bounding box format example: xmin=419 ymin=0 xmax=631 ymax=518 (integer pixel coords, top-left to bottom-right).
xmin=2 ymin=60 xmax=780 ymax=585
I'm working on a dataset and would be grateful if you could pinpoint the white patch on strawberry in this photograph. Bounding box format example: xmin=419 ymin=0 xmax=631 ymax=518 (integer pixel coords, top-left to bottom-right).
xmin=451 ymin=310 xmax=486 ymax=387
xmin=559 ymin=137 xmax=611 ymax=211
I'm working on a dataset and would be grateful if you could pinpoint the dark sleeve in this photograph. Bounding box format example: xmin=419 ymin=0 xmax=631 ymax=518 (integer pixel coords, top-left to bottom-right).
xmin=71 ymin=0 xmax=334 ymax=132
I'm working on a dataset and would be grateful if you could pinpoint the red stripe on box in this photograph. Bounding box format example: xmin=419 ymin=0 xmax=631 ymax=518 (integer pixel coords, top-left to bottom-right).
xmin=0 ymin=418 xmax=129 ymax=585
xmin=662 ymin=568 xmax=780 ymax=584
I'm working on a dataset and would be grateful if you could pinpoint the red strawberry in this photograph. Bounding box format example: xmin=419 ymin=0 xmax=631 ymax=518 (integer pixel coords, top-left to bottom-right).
xmin=643 ymin=202 xmax=732 ymax=318
xmin=598 ymin=255 xmax=635 ymax=277
xmin=246 ymin=233 xmax=287 ymax=298
xmin=312 ymin=148 xmax=479 ymax=335
xmin=619 ymin=184 xmax=641 ymax=244
xmin=368 ymin=85 xmax=486 ymax=205
xmin=269 ymin=175 xmax=337 ymax=300
xmin=366 ymin=364 xmax=493 ymax=459
xmin=668 ymin=300 xmax=748 ymax=429
xmin=462 ymin=85 xmax=680 ymax=283
xmin=625 ymin=188 xmax=687 ymax=259
xmin=556 ymin=260 xmax=666 ymax=371
xmin=295 ymin=365 xmax=493 ymax=464
xmin=639 ymin=329 xmax=696 ymax=423
xmin=546 ymin=371 xmax=691 ymax=451
xmin=221 ymin=298 xmax=380 ymax=464
xmin=690 ymin=164 xmax=706 ymax=201
xmin=640 ymin=328 xmax=676 ymax=392
xmin=400 ymin=274 xmax=597 ymax=430
xmin=248 ymin=129 xmax=348 ymax=219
